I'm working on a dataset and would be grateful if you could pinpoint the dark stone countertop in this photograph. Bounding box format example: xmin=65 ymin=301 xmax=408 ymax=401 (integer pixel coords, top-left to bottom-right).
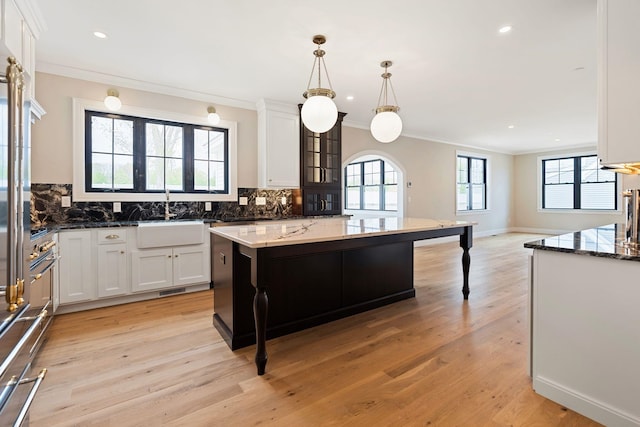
xmin=31 ymin=215 xmax=350 ymax=234
xmin=523 ymin=223 xmax=640 ymax=262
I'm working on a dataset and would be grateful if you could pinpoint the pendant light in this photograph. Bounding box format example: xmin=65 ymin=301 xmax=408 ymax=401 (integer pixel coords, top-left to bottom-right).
xmin=301 ymin=35 xmax=338 ymax=134
xmin=104 ymin=89 xmax=122 ymax=111
xmin=370 ymin=61 xmax=402 ymax=143
xmin=207 ymin=106 xmax=220 ymax=125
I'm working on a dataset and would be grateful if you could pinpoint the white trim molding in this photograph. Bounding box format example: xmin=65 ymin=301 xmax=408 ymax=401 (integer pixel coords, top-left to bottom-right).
xmin=72 ymin=98 xmax=238 ymax=203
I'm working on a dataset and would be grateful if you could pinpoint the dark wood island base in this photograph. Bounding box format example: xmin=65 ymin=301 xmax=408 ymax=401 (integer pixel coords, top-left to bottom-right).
xmin=211 ymin=221 xmax=473 ymax=375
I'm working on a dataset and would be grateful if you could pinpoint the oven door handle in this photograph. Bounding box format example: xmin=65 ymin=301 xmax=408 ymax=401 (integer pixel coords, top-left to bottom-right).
xmin=30 ymin=257 xmax=57 ymax=283
xmin=0 ymin=309 xmax=46 ymax=378
xmin=13 ymin=368 xmax=47 ymax=427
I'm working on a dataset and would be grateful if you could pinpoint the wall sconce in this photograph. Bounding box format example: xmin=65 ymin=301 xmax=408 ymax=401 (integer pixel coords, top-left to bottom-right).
xmin=207 ymin=106 xmax=220 ymax=125
xmin=301 ymin=35 xmax=338 ymax=134
xmin=370 ymin=61 xmax=403 ymax=143
xmin=104 ymin=89 xmax=122 ymax=111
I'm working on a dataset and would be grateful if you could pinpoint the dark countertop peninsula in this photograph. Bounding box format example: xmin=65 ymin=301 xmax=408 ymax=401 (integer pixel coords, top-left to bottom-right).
xmin=31 ymin=215 xmax=348 ymax=234
xmin=524 ymin=223 xmax=640 ymax=262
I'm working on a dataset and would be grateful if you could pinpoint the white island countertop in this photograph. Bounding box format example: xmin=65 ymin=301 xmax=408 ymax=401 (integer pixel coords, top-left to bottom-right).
xmin=209 ymin=217 xmax=473 ymax=248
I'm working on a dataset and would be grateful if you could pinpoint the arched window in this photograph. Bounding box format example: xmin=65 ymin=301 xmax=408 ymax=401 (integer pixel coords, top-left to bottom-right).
xmin=343 ymin=154 xmax=404 ymax=217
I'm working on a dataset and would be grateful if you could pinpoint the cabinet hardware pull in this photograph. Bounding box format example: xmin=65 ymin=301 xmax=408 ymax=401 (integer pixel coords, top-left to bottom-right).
xmin=174 ymin=254 xmax=179 ymax=258
xmin=105 ymin=234 xmax=120 ymax=240
xmin=167 ymin=255 xmax=172 ymax=258
xmin=29 ymin=252 xmax=39 ymax=260
xmin=120 ymin=251 xmax=125 ymax=254
xmin=33 ymin=273 xmax=42 ymax=280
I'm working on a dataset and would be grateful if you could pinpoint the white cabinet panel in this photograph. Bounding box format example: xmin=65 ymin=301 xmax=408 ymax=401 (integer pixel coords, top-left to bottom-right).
xmin=2 ymin=0 xmax=23 ymax=63
xmin=597 ymin=0 xmax=640 ymax=165
xmin=257 ymin=99 xmax=300 ymax=188
xmin=173 ymin=245 xmax=209 ymax=286
xmin=97 ymin=243 xmax=128 ymax=297
xmin=131 ymin=248 xmax=173 ymax=293
xmin=58 ymin=230 xmax=94 ymax=304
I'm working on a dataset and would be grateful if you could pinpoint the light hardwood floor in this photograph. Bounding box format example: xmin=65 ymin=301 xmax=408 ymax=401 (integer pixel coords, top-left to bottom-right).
xmin=30 ymin=233 xmax=603 ymax=426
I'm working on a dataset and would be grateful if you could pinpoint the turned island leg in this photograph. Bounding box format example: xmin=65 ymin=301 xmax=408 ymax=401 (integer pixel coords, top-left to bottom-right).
xmin=460 ymin=226 xmax=473 ymax=299
xmin=253 ymin=286 xmax=268 ymax=375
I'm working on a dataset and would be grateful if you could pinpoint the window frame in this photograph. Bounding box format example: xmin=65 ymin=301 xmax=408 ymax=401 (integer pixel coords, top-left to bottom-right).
xmin=456 ymin=152 xmax=488 ymax=213
xmin=344 ymin=158 xmax=398 ymax=212
xmin=73 ymin=98 xmax=238 ymax=202
xmin=540 ymin=153 xmax=619 ymax=211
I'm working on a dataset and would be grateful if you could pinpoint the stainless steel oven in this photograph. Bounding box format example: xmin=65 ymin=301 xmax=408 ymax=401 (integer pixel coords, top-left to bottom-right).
xmin=0 ymin=57 xmax=47 ymax=426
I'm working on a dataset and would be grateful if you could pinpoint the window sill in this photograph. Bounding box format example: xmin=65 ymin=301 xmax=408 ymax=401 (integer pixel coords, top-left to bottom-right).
xmin=456 ymin=209 xmax=490 ymax=216
xmin=537 ymin=208 xmax=622 ymax=215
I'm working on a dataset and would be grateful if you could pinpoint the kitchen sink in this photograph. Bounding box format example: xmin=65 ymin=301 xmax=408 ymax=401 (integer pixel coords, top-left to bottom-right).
xmin=136 ymin=220 xmax=205 ymax=248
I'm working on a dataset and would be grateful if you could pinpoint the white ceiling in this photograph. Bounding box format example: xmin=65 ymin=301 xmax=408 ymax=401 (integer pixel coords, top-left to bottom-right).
xmin=33 ymin=0 xmax=597 ymax=154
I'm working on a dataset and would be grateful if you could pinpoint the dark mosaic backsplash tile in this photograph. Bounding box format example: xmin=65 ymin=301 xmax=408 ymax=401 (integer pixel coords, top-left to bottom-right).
xmin=31 ymin=183 xmax=295 ymax=228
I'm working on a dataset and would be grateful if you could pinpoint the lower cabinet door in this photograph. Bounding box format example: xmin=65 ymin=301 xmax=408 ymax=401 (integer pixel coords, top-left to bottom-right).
xmin=58 ymin=230 xmax=95 ymax=304
xmin=97 ymin=244 xmax=129 ymax=297
xmin=173 ymin=245 xmax=209 ymax=286
xmin=130 ymin=248 xmax=173 ymax=292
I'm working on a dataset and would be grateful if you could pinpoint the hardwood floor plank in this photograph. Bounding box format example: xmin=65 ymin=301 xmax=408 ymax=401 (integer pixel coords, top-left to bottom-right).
xmin=30 ymin=233 xmax=603 ymax=426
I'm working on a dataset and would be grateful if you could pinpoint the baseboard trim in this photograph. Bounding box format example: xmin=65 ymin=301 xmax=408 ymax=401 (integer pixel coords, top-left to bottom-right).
xmin=56 ymin=283 xmax=211 ymax=314
xmin=533 ymin=376 xmax=640 ymax=427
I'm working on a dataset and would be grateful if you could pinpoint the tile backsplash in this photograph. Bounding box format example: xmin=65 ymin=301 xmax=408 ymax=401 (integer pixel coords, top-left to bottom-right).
xmin=31 ymin=183 xmax=295 ymax=227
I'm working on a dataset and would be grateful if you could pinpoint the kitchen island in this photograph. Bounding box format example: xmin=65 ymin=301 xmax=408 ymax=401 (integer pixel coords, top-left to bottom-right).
xmin=210 ymin=217 xmax=473 ymax=375
xmin=525 ymin=224 xmax=640 ymax=427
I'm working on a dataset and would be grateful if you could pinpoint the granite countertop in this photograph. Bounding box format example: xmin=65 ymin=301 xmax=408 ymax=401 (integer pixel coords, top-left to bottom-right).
xmin=31 ymin=215 xmax=349 ymax=234
xmin=524 ymin=223 xmax=640 ymax=262
xmin=210 ymin=217 xmax=474 ymax=248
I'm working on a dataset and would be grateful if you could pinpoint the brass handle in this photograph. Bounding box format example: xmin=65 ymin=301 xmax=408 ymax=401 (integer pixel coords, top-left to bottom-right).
xmin=105 ymin=234 xmax=120 ymax=240
xmin=42 ymin=241 xmax=56 ymax=251
xmin=17 ymin=279 xmax=24 ymax=305
xmin=33 ymin=273 xmax=42 ymax=280
xmin=5 ymin=282 xmax=18 ymax=312
xmin=29 ymin=252 xmax=39 ymax=260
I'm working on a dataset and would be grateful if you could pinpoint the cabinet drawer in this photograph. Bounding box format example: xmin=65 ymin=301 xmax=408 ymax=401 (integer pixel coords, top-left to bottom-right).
xmin=96 ymin=229 xmax=127 ymax=244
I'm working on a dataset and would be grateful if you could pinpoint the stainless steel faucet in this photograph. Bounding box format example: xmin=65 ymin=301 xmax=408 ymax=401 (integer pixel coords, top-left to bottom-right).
xmin=165 ymin=189 xmax=176 ymax=220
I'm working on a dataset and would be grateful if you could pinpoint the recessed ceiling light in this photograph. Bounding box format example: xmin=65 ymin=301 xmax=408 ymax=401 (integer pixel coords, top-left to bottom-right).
xmin=93 ymin=31 xmax=107 ymax=39
xmin=498 ymin=25 xmax=512 ymax=34
xmin=507 ymin=125 xmax=515 ymax=129
xmin=555 ymin=138 xmax=561 ymax=142
xmin=346 ymin=95 xmax=354 ymax=101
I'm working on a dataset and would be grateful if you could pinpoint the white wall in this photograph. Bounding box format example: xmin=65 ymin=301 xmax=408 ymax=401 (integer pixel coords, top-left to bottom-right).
xmin=31 ymin=72 xmax=259 ymax=187
xmin=341 ymin=126 xmax=514 ymax=235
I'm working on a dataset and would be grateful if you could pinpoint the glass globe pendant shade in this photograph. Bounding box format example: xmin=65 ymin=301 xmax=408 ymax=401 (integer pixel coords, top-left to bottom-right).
xmin=104 ymin=89 xmax=122 ymax=111
xmin=370 ymin=111 xmax=403 ymax=143
xmin=207 ymin=106 xmax=220 ymax=125
xmin=301 ymin=95 xmax=338 ymax=133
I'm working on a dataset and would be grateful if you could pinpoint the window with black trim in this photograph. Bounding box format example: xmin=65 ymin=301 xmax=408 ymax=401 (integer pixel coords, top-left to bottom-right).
xmin=345 ymin=159 xmax=397 ymax=211
xmin=85 ymin=110 xmax=228 ymax=193
xmin=457 ymin=155 xmax=487 ymax=211
xmin=542 ymin=154 xmax=617 ymax=210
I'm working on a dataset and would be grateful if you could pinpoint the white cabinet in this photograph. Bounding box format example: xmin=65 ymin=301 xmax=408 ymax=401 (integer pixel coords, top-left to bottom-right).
xmin=173 ymin=245 xmax=209 ymax=286
xmin=58 ymin=230 xmax=94 ymax=304
xmin=131 ymin=244 xmax=209 ymax=292
xmin=530 ymin=249 xmax=640 ymax=427
xmin=96 ymin=228 xmax=129 ymax=298
xmin=56 ymin=224 xmax=210 ymax=312
xmin=2 ymin=0 xmax=23 ymax=63
xmin=131 ymin=248 xmax=173 ymax=292
xmin=597 ymin=0 xmax=640 ymax=165
xmin=0 ymin=0 xmax=42 ymax=98
xmin=257 ymin=99 xmax=300 ymax=188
